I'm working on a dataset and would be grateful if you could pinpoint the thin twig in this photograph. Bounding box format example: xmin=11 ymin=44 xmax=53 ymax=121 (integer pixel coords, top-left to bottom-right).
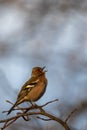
xmin=40 ymin=99 xmax=59 ymax=107
xmin=3 ymin=100 xmax=25 ymax=113
xmin=65 ymin=108 xmax=78 ymax=123
xmin=37 ymin=116 xmax=52 ymax=121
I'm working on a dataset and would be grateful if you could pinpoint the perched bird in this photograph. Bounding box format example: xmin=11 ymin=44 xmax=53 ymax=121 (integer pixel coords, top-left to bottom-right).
xmin=7 ymin=66 xmax=47 ymax=115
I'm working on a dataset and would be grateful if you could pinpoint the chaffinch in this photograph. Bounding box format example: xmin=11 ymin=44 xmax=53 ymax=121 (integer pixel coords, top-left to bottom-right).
xmin=7 ymin=66 xmax=47 ymax=115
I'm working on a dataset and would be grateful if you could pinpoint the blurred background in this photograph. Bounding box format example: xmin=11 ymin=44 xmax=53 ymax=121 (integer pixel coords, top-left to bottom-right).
xmin=0 ymin=0 xmax=87 ymax=130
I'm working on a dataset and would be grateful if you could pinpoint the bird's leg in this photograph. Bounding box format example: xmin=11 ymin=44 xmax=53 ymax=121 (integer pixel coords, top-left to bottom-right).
xmin=30 ymin=102 xmax=45 ymax=112
xmin=30 ymin=101 xmax=37 ymax=107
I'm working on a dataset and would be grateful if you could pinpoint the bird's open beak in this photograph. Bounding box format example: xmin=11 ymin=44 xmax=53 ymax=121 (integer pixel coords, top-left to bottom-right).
xmin=42 ymin=66 xmax=47 ymax=72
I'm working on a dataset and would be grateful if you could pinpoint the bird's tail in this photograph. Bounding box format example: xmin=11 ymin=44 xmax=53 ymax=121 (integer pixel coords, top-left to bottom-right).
xmin=7 ymin=102 xmax=17 ymax=115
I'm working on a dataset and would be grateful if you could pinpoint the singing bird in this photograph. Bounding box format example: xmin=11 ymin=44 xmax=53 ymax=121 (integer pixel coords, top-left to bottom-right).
xmin=7 ymin=66 xmax=47 ymax=115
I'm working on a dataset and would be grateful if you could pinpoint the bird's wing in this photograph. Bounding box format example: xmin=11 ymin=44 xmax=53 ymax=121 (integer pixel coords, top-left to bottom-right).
xmin=7 ymin=78 xmax=39 ymax=114
xmin=17 ymin=77 xmax=39 ymax=101
xmin=23 ymin=78 xmax=39 ymax=90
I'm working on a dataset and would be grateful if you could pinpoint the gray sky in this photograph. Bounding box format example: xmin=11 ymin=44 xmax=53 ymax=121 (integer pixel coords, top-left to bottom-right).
xmin=0 ymin=0 xmax=87 ymax=130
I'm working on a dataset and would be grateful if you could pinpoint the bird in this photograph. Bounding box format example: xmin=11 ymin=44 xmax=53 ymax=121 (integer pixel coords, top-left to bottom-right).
xmin=7 ymin=66 xmax=48 ymax=115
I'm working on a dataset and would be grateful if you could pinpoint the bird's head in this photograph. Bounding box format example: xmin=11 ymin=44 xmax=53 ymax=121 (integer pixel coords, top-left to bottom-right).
xmin=31 ymin=66 xmax=47 ymax=77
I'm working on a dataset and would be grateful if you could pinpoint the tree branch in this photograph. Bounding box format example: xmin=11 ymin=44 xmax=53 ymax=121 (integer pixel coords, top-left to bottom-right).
xmin=0 ymin=99 xmax=70 ymax=130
